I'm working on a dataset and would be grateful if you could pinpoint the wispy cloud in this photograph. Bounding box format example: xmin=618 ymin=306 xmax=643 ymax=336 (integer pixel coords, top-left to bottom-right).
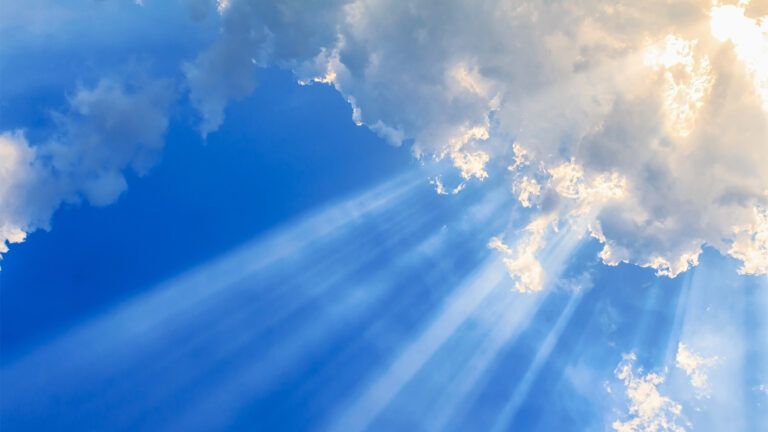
xmin=675 ymin=342 xmax=719 ymax=398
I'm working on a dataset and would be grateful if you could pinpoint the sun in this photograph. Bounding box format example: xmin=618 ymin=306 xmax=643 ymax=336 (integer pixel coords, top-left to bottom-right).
xmin=643 ymin=1 xmax=767 ymax=138
xmin=710 ymin=1 xmax=768 ymax=110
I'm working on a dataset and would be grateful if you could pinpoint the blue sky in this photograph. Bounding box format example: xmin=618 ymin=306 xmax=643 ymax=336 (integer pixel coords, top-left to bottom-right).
xmin=2 ymin=1 xmax=768 ymax=431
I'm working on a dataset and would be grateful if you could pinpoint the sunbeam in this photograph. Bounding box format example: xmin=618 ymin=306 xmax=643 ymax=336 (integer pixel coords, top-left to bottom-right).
xmin=1 ymin=169 xmax=519 ymax=431
xmin=2 ymin=170 xmax=429 ymax=428
xmin=490 ymin=289 xmax=586 ymax=432
xmin=324 ymin=202 xmax=592 ymax=431
xmin=3 ymin=1 xmax=768 ymax=431
xmin=326 ymin=258 xmax=508 ymax=432
xmin=670 ymin=255 xmax=768 ymax=431
xmin=166 ymin=188 xmax=513 ymax=431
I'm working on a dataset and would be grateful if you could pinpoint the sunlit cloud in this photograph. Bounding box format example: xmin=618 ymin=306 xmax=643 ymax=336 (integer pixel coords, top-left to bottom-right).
xmin=174 ymin=0 xmax=768 ymax=285
xmin=643 ymin=34 xmax=714 ymax=139
xmin=675 ymin=342 xmax=719 ymax=397
xmin=612 ymin=353 xmax=688 ymax=432
xmin=710 ymin=1 xmax=768 ymax=110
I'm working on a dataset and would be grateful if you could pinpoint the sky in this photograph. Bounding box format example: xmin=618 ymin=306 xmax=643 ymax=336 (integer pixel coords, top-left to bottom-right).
xmin=1 ymin=1 xmax=767 ymax=431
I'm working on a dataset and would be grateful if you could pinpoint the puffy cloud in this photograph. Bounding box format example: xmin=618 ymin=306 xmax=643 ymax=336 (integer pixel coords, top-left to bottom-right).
xmin=185 ymin=0 xmax=768 ymax=280
xmin=613 ymin=353 xmax=688 ymax=432
xmin=0 ymin=131 xmax=37 ymax=255
xmin=184 ymin=0 xmax=350 ymax=136
xmin=0 ymin=77 xmax=174 ymax=258
xmin=675 ymin=343 xmax=719 ymax=398
xmin=728 ymin=206 xmax=768 ymax=275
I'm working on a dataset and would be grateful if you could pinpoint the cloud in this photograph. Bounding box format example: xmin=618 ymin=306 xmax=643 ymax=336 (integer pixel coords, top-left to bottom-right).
xmin=183 ymin=0 xmax=349 ymax=136
xmin=0 ymin=77 xmax=174 ymax=259
xmin=0 ymin=131 xmax=38 ymax=255
xmin=612 ymin=353 xmax=688 ymax=432
xmin=728 ymin=206 xmax=768 ymax=275
xmin=429 ymin=176 xmax=465 ymax=196
xmin=513 ymin=176 xmax=541 ymax=208
xmin=675 ymin=342 xmax=719 ymax=398
xmin=489 ymin=161 xmax=626 ymax=292
xmin=184 ymin=0 xmax=768 ymax=281
xmin=487 ymin=217 xmax=554 ymax=293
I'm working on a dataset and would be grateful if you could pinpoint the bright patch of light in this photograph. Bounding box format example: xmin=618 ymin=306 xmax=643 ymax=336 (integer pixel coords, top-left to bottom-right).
xmin=710 ymin=2 xmax=768 ymax=110
xmin=644 ymin=35 xmax=714 ymax=138
xmin=217 ymin=0 xmax=231 ymax=15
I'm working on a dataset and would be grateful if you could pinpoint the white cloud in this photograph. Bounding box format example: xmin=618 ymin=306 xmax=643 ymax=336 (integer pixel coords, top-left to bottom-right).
xmin=430 ymin=176 xmax=465 ymax=196
xmin=487 ymin=236 xmax=513 ymax=256
xmin=0 ymin=131 xmax=37 ymax=255
xmin=513 ymin=176 xmax=541 ymax=208
xmin=728 ymin=206 xmax=768 ymax=275
xmin=613 ymin=353 xmax=688 ymax=432
xmin=487 ymin=216 xmax=555 ymax=293
xmin=488 ymin=160 xmax=627 ymax=292
xmin=182 ymin=0 xmax=768 ymax=280
xmin=0 ymin=77 xmax=174 ymax=258
xmin=451 ymin=149 xmax=490 ymax=181
xmin=675 ymin=342 xmax=719 ymax=398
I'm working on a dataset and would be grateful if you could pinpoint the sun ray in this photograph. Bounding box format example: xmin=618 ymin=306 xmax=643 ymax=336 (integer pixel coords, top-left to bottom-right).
xmin=667 ymin=255 xmax=763 ymax=431
xmin=326 ymin=258 xmax=508 ymax=432
xmin=1 ymin=171 xmax=440 ymax=427
xmin=422 ymin=284 xmax=544 ymax=431
xmin=0 ymin=174 xmax=513 ymax=431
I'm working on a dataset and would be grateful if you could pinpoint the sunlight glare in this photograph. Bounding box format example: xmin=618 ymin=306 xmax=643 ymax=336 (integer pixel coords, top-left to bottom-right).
xmin=710 ymin=2 xmax=768 ymax=110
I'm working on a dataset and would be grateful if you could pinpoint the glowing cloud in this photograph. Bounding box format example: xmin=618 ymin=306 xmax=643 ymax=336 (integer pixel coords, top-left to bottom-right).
xmin=643 ymin=35 xmax=714 ymax=138
xmin=488 ymin=217 xmax=553 ymax=293
xmin=710 ymin=1 xmax=768 ymax=110
xmin=675 ymin=342 xmax=719 ymax=397
xmin=613 ymin=354 xmax=687 ymax=432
